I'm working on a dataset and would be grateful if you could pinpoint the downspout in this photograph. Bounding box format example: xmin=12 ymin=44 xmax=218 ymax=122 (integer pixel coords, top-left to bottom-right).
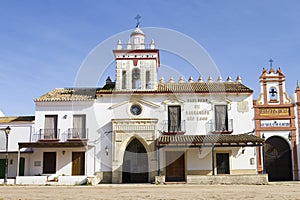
xmin=157 ymin=145 xmax=161 ymax=176
xmin=17 ymin=146 xmax=20 ymax=177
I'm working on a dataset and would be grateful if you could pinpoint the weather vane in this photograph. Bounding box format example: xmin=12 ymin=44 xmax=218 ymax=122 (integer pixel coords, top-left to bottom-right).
xmin=268 ymin=59 xmax=274 ymax=68
xmin=135 ymin=14 xmax=141 ymax=28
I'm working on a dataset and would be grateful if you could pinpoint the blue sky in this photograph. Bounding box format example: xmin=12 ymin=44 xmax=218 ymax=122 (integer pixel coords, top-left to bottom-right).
xmin=0 ymin=0 xmax=300 ymax=116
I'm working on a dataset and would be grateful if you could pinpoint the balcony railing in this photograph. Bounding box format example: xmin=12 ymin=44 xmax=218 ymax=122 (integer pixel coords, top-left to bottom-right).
xmin=206 ymin=119 xmax=233 ymax=134
xmin=38 ymin=129 xmax=60 ymax=140
xmin=162 ymin=120 xmax=186 ymax=135
xmin=117 ymin=43 xmax=155 ymax=50
xmin=67 ymin=128 xmax=87 ymax=140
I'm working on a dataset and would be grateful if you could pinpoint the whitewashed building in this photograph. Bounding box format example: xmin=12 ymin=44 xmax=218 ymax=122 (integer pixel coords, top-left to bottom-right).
xmin=0 ymin=116 xmax=35 ymax=184
xmin=4 ymin=25 xmax=267 ymax=184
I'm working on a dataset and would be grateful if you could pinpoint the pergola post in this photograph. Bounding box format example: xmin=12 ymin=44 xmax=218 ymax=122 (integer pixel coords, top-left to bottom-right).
xmin=212 ymin=143 xmax=215 ymax=175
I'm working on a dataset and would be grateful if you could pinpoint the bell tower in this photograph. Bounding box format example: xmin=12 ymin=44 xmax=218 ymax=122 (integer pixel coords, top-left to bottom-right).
xmin=113 ymin=17 xmax=160 ymax=91
xmin=254 ymin=61 xmax=298 ymax=180
xmin=257 ymin=60 xmax=289 ymax=105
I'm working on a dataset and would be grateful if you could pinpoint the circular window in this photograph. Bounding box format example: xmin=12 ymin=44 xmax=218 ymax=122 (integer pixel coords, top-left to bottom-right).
xmin=130 ymin=104 xmax=142 ymax=116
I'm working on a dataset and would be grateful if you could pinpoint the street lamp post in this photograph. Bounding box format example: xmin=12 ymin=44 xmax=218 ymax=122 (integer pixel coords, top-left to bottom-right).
xmin=1 ymin=126 xmax=11 ymax=184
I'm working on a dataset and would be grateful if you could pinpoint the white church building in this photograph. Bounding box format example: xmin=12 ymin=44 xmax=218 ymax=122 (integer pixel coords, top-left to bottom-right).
xmin=1 ymin=24 xmax=266 ymax=184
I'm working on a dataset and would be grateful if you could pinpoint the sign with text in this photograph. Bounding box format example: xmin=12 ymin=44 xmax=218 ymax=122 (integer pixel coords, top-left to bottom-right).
xmin=261 ymin=120 xmax=290 ymax=127
xmin=260 ymin=108 xmax=290 ymax=116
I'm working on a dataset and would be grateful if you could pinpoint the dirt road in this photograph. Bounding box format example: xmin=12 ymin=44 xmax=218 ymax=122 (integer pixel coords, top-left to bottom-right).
xmin=0 ymin=182 xmax=300 ymax=200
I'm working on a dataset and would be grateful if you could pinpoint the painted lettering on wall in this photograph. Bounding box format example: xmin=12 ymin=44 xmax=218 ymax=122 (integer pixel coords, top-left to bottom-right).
xmin=186 ymin=100 xmax=210 ymax=121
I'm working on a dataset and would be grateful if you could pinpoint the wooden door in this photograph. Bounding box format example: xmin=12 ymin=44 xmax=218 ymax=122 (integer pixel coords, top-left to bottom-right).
xmin=168 ymin=106 xmax=181 ymax=132
xmin=43 ymin=152 xmax=56 ymax=174
xmin=19 ymin=157 xmax=25 ymax=176
xmin=0 ymin=159 xmax=5 ymax=178
xmin=72 ymin=152 xmax=85 ymax=175
xmin=216 ymin=153 xmax=230 ymax=174
xmin=166 ymin=151 xmax=185 ymax=182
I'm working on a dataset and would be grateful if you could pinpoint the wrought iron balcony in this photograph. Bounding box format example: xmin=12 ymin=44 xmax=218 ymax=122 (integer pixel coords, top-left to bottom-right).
xmin=162 ymin=120 xmax=186 ymax=135
xmin=206 ymin=119 xmax=233 ymax=134
xmin=38 ymin=129 xmax=60 ymax=140
xmin=67 ymin=128 xmax=87 ymax=140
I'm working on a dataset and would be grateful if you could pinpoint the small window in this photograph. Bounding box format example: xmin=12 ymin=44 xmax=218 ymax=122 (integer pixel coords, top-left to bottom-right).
xmin=130 ymin=104 xmax=142 ymax=116
xmin=269 ymin=87 xmax=278 ymax=101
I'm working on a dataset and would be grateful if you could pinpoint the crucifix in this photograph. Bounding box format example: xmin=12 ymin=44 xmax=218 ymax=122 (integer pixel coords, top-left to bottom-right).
xmin=269 ymin=87 xmax=277 ymax=97
xmin=268 ymin=59 xmax=274 ymax=68
xmin=135 ymin=14 xmax=141 ymax=27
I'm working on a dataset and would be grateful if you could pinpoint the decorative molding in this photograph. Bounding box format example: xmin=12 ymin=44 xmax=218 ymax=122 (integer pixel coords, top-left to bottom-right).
xmin=109 ymin=101 xmax=128 ymax=109
xmin=109 ymin=98 xmax=160 ymax=109
xmin=283 ymin=92 xmax=291 ymax=104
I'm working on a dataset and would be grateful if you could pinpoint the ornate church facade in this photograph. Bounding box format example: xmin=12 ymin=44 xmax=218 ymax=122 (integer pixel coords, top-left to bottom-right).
xmin=254 ymin=67 xmax=300 ymax=181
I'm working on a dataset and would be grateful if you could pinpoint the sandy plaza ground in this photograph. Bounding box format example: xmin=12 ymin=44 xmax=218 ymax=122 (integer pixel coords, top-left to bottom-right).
xmin=0 ymin=182 xmax=300 ymax=200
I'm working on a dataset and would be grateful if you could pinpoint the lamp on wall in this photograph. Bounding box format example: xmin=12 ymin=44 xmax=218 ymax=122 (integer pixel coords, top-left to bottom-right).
xmin=105 ymin=146 xmax=109 ymax=156
xmin=62 ymin=150 xmax=66 ymax=155
xmin=63 ymin=115 xmax=67 ymax=119
xmin=288 ymin=132 xmax=292 ymax=141
xmin=262 ymin=133 xmax=265 ymax=139
xmin=241 ymin=147 xmax=245 ymax=154
xmin=198 ymin=146 xmax=202 ymax=155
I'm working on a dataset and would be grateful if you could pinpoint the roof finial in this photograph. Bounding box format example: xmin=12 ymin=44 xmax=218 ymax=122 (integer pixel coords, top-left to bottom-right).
xmin=269 ymin=59 xmax=274 ymax=68
xmin=134 ymin=14 xmax=141 ymax=28
xmin=297 ymin=80 xmax=299 ymax=88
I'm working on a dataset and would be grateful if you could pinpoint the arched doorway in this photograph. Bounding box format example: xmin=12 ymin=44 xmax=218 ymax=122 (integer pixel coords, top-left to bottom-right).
xmin=122 ymin=138 xmax=148 ymax=183
xmin=264 ymin=136 xmax=293 ymax=181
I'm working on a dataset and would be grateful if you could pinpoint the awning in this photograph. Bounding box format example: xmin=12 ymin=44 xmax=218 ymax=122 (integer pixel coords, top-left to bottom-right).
xmin=18 ymin=140 xmax=87 ymax=148
xmin=157 ymin=134 xmax=264 ymax=147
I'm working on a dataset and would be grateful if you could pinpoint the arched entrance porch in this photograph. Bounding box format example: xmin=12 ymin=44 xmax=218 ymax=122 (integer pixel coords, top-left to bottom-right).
xmin=122 ymin=138 xmax=149 ymax=183
xmin=264 ymin=136 xmax=293 ymax=181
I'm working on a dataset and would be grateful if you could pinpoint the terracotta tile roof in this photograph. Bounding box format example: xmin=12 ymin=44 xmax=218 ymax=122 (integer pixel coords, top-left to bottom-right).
xmin=157 ymin=134 xmax=264 ymax=147
xmin=157 ymin=82 xmax=252 ymax=93
xmin=0 ymin=116 xmax=35 ymax=123
xmin=35 ymin=88 xmax=97 ymax=102
xmin=36 ymin=82 xmax=252 ymax=102
xmin=19 ymin=140 xmax=87 ymax=148
xmin=97 ymin=82 xmax=253 ymax=94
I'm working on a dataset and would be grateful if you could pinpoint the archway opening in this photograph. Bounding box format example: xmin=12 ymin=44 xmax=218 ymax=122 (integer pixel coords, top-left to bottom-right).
xmin=122 ymin=138 xmax=149 ymax=183
xmin=264 ymin=136 xmax=293 ymax=181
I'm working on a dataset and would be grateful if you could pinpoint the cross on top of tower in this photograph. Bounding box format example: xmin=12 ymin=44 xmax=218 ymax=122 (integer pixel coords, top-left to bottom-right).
xmin=268 ymin=59 xmax=274 ymax=68
xmin=135 ymin=14 xmax=141 ymax=28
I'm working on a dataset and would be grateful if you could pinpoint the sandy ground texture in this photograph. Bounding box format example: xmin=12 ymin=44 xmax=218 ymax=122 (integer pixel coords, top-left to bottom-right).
xmin=0 ymin=182 xmax=300 ymax=200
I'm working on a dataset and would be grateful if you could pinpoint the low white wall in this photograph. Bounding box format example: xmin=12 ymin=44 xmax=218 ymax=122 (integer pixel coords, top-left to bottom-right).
xmin=58 ymin=176 xmax=87 ymax=185
xmin=16 ymin=176 xmax=48 ymax=185
xmin=187 ymin=174 xmax=268 ymax=185
xmin=15 ymin=176 xmax=87 ymax=185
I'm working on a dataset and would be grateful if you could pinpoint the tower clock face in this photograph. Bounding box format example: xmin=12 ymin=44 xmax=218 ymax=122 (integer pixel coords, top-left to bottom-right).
xmin=130 ymin=104 xmax=142 ymax=115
